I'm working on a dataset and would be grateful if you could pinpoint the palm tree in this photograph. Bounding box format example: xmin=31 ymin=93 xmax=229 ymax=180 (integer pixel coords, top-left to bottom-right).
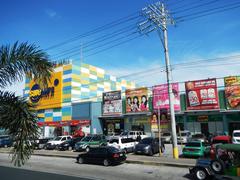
xmin=0 ymin=42 xmax=54 ymax=166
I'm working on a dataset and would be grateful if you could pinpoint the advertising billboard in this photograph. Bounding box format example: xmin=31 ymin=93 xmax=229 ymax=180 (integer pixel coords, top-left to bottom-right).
xmin=153 ymin=83 xmax=180 ymax=111
xmin=126 ymin=87 xmax=149 ymax=113
xmin=185 ymin=78 xmax=219 ymax=110
xmin=224 ymin=76 xmax=240 ymax=109
xmin=29 ymin=71 xmax=62 ymax=109
xmin=102 ymin=91 xmax=122 ymax=115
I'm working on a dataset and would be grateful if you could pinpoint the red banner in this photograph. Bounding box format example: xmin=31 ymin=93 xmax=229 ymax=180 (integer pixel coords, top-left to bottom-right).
xmin=37 ymin=120 xmax=90 ymax=127
xmin=185 ymin=78 xmax=219 ymax=110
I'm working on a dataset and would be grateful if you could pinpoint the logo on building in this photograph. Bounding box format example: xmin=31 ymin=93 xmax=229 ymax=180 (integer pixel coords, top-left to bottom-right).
xmin=29 ymin=79 xmax=59 ymax=103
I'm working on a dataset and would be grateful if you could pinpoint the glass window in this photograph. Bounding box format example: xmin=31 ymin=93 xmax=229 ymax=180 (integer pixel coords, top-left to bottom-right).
xmin=130 ymin=132 xmax=134 ymax=135
xmin=163 ymin=133 xmax=171 ymax=136
xmin=185 ymin=142 xmax=201 ymax=147
xmin=62 ymin=137 xmax=66 ymax=141
xmin=233 ymin=132 xmax=240 ymax=137
xmin=53 ymin=137 xmax=62 ymax=141
xmin=109 ymin=139 xmax=119 ymax=144
xmin=81 ymin=136 xmax=92 ymax=142
xmin=139 ymin=138 xmax=153 ymax=145
xmin=91 ymin=136 xmax=101 ymax=141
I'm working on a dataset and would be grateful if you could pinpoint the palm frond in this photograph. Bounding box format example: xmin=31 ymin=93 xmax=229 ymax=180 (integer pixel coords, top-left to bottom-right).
xmin=0 ymin=91 xmax=39 ymax=166
xmin=0 ymin=42 xmax=53 ymax=88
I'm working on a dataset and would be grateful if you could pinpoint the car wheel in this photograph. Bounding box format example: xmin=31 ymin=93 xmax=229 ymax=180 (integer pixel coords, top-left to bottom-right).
xmin=194 ymin=167 xmax=209 ymax=180
xmin=210 ymin=159 xmax=225 ymax=174
xmin=103 ymin=159 xmax=110 ymax=166
xmin=86 ymin=147 xmax=90 ymax=152
xmin=77 ymin=157 xmax=84 ymax=164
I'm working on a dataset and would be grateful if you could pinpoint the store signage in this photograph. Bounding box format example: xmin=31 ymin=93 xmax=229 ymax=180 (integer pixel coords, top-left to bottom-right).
xmin=125 ymin=87 xmax=149 ymax=113
xmin=28 ymin=71 xmax=62 ymax=109
xmin=197 ymin=115 xmax=208 ymax=122
xmin=102 ymin=91 xmax=122 ymax=115
xmin=153 ymin=83 xmax=180 ymax=111
xmin=224 ymin=76 xmax=240 ymax=109
xmin=185 ymin=78 xmax=219 ymax=110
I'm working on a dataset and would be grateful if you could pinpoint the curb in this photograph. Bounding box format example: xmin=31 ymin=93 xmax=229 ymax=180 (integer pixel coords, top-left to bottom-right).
xmin=0 ymin=151 xmax=194 ymax=168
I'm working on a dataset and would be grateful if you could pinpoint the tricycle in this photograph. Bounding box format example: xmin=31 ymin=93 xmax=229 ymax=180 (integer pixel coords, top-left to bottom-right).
xmin=189 ymin=144 xmax=240 ymax=180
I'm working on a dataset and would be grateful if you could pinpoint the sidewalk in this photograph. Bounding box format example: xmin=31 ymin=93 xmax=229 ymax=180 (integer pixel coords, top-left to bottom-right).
xmin=0 ymin=148 xmax=196 ymax=168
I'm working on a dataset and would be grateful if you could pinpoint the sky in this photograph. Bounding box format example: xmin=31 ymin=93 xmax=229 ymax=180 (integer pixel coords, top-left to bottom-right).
xmin=1 ymin=0 xmax=240 ymax=96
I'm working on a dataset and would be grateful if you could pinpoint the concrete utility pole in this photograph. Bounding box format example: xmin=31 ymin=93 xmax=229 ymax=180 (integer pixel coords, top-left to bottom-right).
xmin=139 ymin=2 xmax=179 ymax=159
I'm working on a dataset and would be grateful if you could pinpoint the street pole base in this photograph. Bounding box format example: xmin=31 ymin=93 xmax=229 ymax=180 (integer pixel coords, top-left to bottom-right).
xmin=173 ymin=147 xmax=179 ymax=159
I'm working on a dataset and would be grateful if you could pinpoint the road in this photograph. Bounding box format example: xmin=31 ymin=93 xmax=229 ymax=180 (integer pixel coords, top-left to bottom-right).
xmin=0 ymin=153 xmax=190 ymax=180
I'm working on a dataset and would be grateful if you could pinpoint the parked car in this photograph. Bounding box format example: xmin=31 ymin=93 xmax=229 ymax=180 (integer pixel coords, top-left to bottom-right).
xmin=191 ymin=134 xmax=208 ymax=143
xmin=57 ymin=137 xmax=83 ymax=151
xmin=45 ymin=135 xmax=72 ymax=150
xmin=134 ymin=137 xmax=159 ymax=156
xmin=120 ymin=131 xmax=148 ymax=140
xmin=76 ymin=146 xmax=126 ymax=166
xmin=106 ymin=132 xmax=119 ymax=142
xmin=32 ymin=137 xmax=52 ymax=149
xmin=182 ymin=141 xmax=207 ymax=157
xmin=0 ymin=135 xmax=13 ymax=148
xmin=232 ymin=130 xmax=240 ymax=144
xmin=161 ymin=132 xmax=171 ymax=143
xmin=75 ymin=134 xmax=107 ymax=152
xmin=108 ymin=137 xmax=137 ymax=153
xmin=177 ymin=131 xmax=192 ymax=144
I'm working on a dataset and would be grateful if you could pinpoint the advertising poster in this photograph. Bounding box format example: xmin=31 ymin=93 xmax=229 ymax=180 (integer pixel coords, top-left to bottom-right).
xmin=224 ymin=76 xmax=240 ymax=109
xmin=102 ymin=91 xmax=122 ymax=115
xmin=126 ymin=87 xmax=149 ymax=113
xmin=185 ymin=78 xmax=219 ymax=110
xmin=151 ymin=111 xmax=170 ymax=132
xmin=153 ymin=83 xmax=180 ymax=111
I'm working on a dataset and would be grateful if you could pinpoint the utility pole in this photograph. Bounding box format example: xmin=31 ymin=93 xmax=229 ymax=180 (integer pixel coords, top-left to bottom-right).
xmin=139 ymin=1 xmax=179 ymax=159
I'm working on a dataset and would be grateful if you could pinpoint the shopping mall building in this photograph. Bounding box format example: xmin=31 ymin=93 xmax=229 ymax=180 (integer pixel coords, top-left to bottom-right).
xmin=24 ymin=61 xmax=136 ymax=137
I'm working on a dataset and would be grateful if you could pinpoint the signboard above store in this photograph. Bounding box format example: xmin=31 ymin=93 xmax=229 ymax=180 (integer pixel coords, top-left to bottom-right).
xmin=102 ymin=91 xmax=122 ymax=115
xmin=185 ymin=78 xmax=219 ymax=110
xmin=125 ymin=87 xmax=149 ymax=113
xmin=153 ymin=83 xmax=180 ymax=111
xmin=224 ymin=76 xmax=240 ymax=110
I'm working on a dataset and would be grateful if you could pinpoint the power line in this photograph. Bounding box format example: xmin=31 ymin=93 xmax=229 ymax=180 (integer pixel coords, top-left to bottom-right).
xmin=45 ymin=13 xmax=140 ymax=51
xmin=51 ymin=25 xmax=137 ymax=58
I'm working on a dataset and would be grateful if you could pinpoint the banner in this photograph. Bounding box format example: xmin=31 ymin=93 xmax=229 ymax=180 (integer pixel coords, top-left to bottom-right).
xmin=224 ymin=76 xmax=240 ymax=109
xmin=153 ymin=83 xmax=180 ymax=111
xmin=126 ymin=87 xmax=149 ymax=113
xmin=102 ymin=91 xmax=122 ymax=115
xmin=185 ymin=78 xmax=219 ymax=110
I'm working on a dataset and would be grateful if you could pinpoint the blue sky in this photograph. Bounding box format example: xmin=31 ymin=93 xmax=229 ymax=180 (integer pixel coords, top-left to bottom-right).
xmin=1 ymin=0 xmax=240 ymax=95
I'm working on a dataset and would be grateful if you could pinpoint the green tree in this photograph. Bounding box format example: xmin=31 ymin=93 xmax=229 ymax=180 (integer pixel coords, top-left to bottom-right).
xmin=0 ymin=42 xmax=53 ymax=166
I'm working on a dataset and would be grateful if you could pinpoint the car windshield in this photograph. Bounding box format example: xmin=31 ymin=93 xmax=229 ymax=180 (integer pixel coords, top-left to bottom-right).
xmin=53 ymin=137 xmax=61 ymax=141
xmin=233 ymin=132 xmax=240 ymax=137
xmin=81 ymin=136 xmax=92 ymax=142
xmin=179 ymin=133 xmax=187 ymax=136
xmin=185 ymin=142 xmax=201 ymax=147
xmin=121 ymin=132 xmax=128 ymax=136
xmin=109 ymin=139 xmax=119 ymax=144
xmin=139 ymin=138 xmax=152 ymax=144
xmin=192 ymin=134 xmax=204 ymax=138
xmin=0 ymin=136 xmax=9 ymax=139
xmin=162 ymin=133 xmax=170 ymax=136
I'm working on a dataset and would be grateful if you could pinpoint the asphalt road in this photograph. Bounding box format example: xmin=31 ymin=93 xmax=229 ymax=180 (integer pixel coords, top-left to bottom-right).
xmin=0 ymin=153 xmax=190 ymax=180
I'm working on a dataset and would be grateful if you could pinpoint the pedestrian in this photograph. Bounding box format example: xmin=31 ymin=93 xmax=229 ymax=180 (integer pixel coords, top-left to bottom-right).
xmin=136 ymin=134 xmax=141 ymax=142
xmin=161 ymin=138 xmax=165 ymax=153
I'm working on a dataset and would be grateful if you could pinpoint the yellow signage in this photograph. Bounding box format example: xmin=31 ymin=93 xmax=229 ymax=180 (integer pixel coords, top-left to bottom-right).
xmin=29 ymin=71 xmax=62 ymax=109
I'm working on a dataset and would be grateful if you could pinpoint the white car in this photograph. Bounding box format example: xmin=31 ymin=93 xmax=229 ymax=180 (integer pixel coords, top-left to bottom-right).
xmin=120 ymin=131 xmax=148 ymax=140
xmin=232 ymin=130 xmax=240 ymax=144
xmin=108 ymin=137 xmax=137 ymax=153
xmin=161 ymin=132 xmax=172 ymax=143
xmin=47 ymin=135 xmax=72 ymax=146
xmin=177 ymin=131 xmax=192 ymax=144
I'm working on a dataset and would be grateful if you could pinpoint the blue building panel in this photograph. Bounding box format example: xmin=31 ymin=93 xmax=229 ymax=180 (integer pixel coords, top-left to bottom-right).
xmin=53 ymin=116 xmax=62 ymax=121
xmin=63 ymin=69 xmax=72 ymax=75
xmin=63 ymin=78 xmax=72 ymax=83
xmin=63 ymin=86 xmax=72 ymax=91
xmin=45 ymin=113 xmax=53 ymax=118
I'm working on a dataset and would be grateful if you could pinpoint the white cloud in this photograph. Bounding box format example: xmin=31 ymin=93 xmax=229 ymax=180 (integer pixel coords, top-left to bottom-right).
xmin=45 ymin=9 xmax=58 ymax=18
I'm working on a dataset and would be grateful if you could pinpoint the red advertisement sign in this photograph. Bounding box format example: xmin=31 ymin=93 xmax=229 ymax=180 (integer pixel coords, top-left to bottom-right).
xmin=185 ymin=78 xmax=219 ymax=110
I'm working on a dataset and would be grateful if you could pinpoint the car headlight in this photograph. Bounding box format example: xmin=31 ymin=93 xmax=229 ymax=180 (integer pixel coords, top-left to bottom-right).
xmin=64 ymin=143 xmax=69 ymax=146
xmin=144 ymin=146 xmax=150 ymax=149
